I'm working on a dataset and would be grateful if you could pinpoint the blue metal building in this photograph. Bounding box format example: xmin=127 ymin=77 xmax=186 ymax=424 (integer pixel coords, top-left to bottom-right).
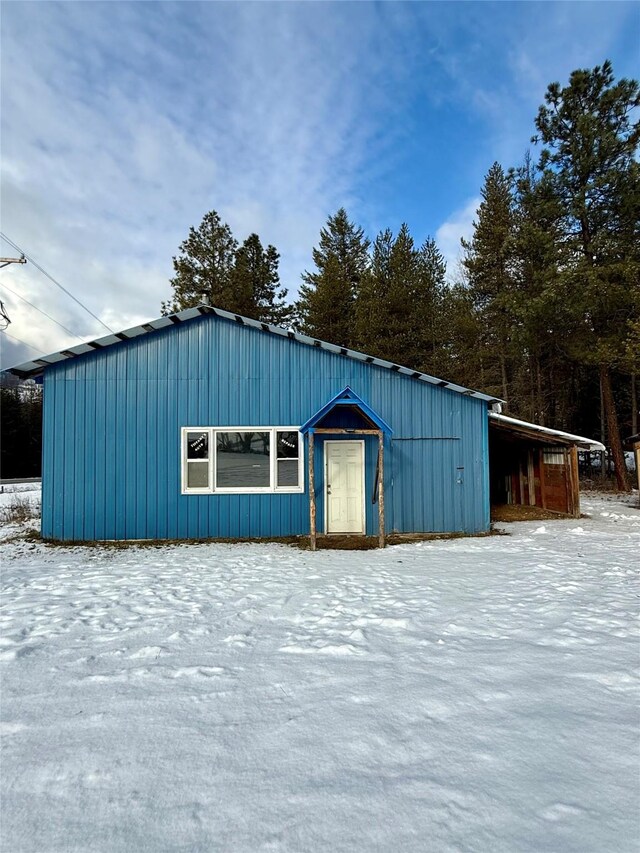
xmin=8 ymin=305 xmax=502 ymax=543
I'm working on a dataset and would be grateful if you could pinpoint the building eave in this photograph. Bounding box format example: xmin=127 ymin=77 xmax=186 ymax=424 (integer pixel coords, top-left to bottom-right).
xmin=489 ymin=412 xmax=605 ymax=451
xmin=4 ymin=304 xmax=502 ymax=405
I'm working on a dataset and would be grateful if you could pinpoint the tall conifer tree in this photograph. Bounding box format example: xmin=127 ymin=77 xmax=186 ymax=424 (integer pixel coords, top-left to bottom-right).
xmin=382 ymin=224 xmax=421 ymax=365
xmin=231 ymin=234 xmax=291 ymax=326
xmin=354 ymin=228 xmax=394 ymax=355
xmin=416 ymin=236 xmax=448 ymax=376
xmin=162 ymin=211 xmax=290 ymax=325
xmin=354 ymin=224 xmax=418 ymax=365
xmin=510 ymin=156 xmax=570 ymax=424
xmin=461 ymin=162 xmax=518 ymax=404
xmin=355 ymin=227 xmax=448 ymax=372
xmin=162 ymin=210 xmax=238 ymax=315
xmin=296 ymin=208 xmax=370 ymax=348
xmin=533 ymin=61 xmax=639 ymax=489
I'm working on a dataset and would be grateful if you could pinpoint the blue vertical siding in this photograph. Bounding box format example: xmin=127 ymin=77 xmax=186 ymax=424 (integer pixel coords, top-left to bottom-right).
xmin=41 ymin=314 xmax=490 ymax=541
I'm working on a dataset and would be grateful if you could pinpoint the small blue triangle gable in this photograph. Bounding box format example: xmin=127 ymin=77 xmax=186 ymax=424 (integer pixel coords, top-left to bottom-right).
xmin=300 ymin=386 xmax=393 ymax=435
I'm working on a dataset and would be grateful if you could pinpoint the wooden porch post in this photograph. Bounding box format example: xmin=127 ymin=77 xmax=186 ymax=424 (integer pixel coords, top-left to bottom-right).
xmin=308 ymin=431 xmax=316 ymax=550
xmin=568 ymin=445 xmax=580 ymax=518
xmin=539 ymin=449 xmax=547 ymax=510
xmin=378 ymin=432 xmax=385 ymax=548
xmin=527 ymin=450 xmax=536 ymax=506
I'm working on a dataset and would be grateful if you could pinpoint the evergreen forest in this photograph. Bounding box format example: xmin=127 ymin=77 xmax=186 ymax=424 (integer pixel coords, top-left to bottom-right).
xmin=0 ymin=382 xmax=43 ymax=479
xmin=3 ymin=64 xmax=637 ymax=483
xmin=162 ymin=62 xmax=639 ymax=488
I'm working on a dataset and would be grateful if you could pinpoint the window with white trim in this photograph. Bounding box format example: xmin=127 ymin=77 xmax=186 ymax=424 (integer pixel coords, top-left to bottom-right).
xmin=181 ymin=427 xmax=303 ymax=494
xmin=185 ymin=431 xmax=211 ymax=492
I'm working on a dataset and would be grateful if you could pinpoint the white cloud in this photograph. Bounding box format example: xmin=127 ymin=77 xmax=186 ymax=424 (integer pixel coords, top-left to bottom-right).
xmin=0 ymin=2 xmax=407 ymax=367
xmin=435 ymin=197 xmax=479 ymax=281
xmin=0 ymin=1 xmax=635 ymax=368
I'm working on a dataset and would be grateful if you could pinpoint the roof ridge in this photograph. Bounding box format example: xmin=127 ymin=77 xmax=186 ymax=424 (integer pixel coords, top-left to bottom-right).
xmin=4 ymin=303 xmax=502 ymax=405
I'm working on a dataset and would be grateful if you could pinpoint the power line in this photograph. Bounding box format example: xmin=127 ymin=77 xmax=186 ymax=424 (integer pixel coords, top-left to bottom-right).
xmin=2 ymin=331 xmax=44 ymax=356
xmin=0 ymin=282 xmax=86 ymax=342
xmin=0 ymin=300 xmax=10 ymax=330
xmin=0 ymin=232 xmax=114 ymax=334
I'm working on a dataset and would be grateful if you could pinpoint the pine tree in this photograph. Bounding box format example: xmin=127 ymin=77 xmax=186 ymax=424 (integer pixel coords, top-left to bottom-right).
xmin=461 ymin=162 xmax=519 ymax=404
xmin=510 ymin=156 xmax=570 ymax=424
xmin=355 ymin=227 xmax=449 ymax=372
xmin=353 ymin=224 xmax=418 ymax=365
xmin=437 ymin=281 xmax=487 ymax=390
xmin=533 ymin=61 xmax=640 ymax=490
xmin=162 ymin=210 xmax=238 ymax=315
xmin=380 ymin=224 xmax=420 ymax=365
xmin=231 ymin=234 xmax=292 ymax=325
xmin=0 ymin=387 xmax=21 ymax=478
xmin=354 ymin=228 xmax=393 ymax=355
xmin=296 ymin=209 xmax=370 ymax=348
xmin=161 ymin=211 xmax=292 ymax=325
xmin=416 ymin=236 xmax=447 ymax=376
xmin=0 ymin=382 xmax=42 ymax=478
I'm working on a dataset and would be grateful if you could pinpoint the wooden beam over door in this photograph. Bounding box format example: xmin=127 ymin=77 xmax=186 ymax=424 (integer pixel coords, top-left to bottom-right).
xmin=313 ymin=428 xmax=382 ymax=435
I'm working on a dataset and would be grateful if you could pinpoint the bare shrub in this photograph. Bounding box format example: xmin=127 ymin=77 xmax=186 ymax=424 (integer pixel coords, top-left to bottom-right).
xmin=0 ymin=496 xmax=38 ymax=524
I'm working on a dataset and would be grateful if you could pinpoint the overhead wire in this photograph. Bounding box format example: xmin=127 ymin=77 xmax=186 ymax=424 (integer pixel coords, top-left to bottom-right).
xmin=0 ymin=282 xmax=86 ymax=342
xmin=0 ymin=232 xmax=114 ymax=334
xmin=2 ymin=331 xmax=45 ymax=356
xmin=0 ymin=300 xmax=10 ymax=330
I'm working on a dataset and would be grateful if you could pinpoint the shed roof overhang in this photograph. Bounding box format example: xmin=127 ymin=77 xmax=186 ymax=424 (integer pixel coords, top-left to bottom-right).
xmin=300 ymin=386 xmax=393 ymax=436
xmin=489 ymin=413 xmax=605 ymax=451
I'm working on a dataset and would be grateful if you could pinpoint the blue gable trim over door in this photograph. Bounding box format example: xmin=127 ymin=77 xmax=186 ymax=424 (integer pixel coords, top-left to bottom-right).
xmin=300 ymin=386 xmax=393 ymax=435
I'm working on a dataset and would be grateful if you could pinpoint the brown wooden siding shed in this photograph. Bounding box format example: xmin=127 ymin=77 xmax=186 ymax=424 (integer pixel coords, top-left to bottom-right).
xmin=489 ymin=414 xmax=605 ymax=519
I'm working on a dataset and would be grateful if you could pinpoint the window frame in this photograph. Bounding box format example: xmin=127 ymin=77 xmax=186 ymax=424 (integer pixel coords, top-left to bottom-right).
xmin=182 ymin=428 xmax=214 ymax=495
xmin=181 ymin=426 xmax=304 ymax=495
xmin=543 ymin=447 xmax=566 ymax=465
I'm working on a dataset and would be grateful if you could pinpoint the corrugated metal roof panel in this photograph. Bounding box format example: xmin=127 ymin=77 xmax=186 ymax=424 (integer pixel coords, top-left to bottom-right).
xmin=5 ymin=303 xmax=502 ymax=404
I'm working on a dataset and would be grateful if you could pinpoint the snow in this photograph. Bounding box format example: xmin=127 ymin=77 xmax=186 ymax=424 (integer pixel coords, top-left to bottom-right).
xmin=1 ymin=491 xmax=639 ymax=852
xmin=489 ymin=412 xmax=605 ymax=451
xmin=0 ymin=481 xmax=42 ymax=501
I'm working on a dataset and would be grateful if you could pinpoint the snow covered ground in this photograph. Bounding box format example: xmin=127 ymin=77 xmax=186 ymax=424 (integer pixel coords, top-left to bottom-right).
xmin=0 ymin=480 xmax=42 ymax=506
xmin=1 ymin=490 xmax=638 ymax=852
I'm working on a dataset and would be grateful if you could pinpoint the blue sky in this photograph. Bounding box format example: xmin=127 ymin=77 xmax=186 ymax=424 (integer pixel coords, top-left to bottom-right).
xmin=1 ymin=1 xmax=638 ymax=367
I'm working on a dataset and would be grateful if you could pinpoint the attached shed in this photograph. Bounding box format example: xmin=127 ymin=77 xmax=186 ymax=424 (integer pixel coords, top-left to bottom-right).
xmin=489 ymin=413 xmax=605 ymax=518
xmin=7 ymin=305 xmax=501 ymax=544
xmin=624 ymin=433 xmax=640 ymax=503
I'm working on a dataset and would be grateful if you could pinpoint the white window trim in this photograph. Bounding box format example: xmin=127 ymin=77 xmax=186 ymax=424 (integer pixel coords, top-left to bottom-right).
xmin=182 ymin=427 xmax=214 ymax=495
xmin=181 ymin=426 xmax=304 ymax=495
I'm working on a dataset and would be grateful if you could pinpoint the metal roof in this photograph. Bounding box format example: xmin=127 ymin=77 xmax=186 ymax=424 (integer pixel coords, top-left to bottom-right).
xmin=489 ymin=412 xmax=605 ymax=451
xmin=300 ymin=386 xmax=394 ymax=435
xmin=4 ymin=303 xmax=502 ymax=405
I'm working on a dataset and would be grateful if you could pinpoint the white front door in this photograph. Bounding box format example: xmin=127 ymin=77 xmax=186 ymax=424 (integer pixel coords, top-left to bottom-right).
xmin=325 ymin=441 xmax=365 ymax=534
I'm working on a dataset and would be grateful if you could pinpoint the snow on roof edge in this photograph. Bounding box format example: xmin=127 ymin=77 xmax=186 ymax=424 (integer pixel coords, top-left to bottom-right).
xmin=490 ymin=412 xmax=605 ymax=451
